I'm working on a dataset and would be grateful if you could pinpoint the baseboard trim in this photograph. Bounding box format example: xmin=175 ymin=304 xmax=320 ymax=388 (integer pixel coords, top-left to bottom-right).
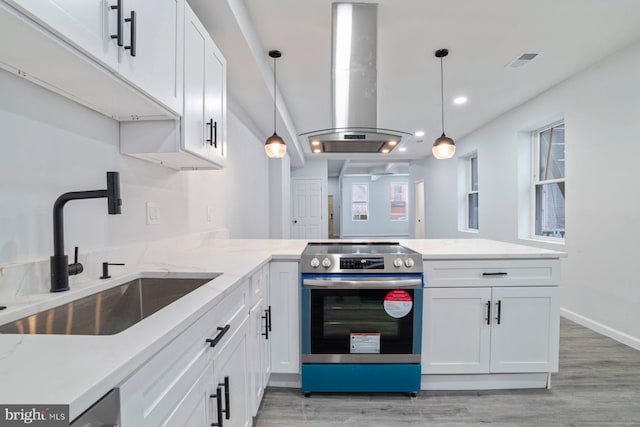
xmin=561 ymin=308 xmax=640 ymax=351
xmin=421 ymin=373 xmax=549 ymax=390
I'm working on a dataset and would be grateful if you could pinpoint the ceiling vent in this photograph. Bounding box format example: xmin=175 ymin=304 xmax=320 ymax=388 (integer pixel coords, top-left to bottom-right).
xmin=507 ymin=52 xmax=541 ymax=68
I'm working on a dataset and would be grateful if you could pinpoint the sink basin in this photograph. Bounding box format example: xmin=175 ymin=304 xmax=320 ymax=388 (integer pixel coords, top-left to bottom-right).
xmin=0 ymin=274 xmax=221 ymax=335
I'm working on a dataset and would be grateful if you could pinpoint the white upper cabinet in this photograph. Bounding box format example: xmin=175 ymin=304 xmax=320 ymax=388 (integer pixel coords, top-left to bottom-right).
xmin=117 ymin=0 xmax=184 ymax=114
xmin=5 ymin=0 xmax=120 ymax=70
xmin=120 ymin=3 xmax=227 ymax=170
xmin=1 ymin=0 xmax=182 ymax=119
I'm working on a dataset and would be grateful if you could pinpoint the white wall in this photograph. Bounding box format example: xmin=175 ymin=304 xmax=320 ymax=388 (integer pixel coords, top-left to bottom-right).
xmin=421 ymin=40 xmax=640 ymax=348
xmin=268 ymin=156 xmax=291 ymax=239
xmin=0 ymin=69 xmax=269 ymax=265
xmin=341 ymin=175 xmax=410 ymax=238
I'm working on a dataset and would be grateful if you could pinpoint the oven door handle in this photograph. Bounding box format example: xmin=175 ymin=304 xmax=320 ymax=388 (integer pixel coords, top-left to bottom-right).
xmin=303 ymin=278 xmax=422 ymax=289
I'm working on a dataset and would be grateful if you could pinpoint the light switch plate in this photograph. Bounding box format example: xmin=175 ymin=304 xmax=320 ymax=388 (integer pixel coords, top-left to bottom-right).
xmin=146 ymin=202 xmax=160 ymax=225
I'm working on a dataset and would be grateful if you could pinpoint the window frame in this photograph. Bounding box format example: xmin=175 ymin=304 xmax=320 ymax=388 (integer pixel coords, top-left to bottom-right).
xmin=351 ymin=183 xmax=369 ymax=221
xmin=390 ymin=182 xmax=408 ymax=221
xmin=466 ymin=154 xmax=479 ymax=231
xmin=530 ymin=120 xmax=565 ymax=242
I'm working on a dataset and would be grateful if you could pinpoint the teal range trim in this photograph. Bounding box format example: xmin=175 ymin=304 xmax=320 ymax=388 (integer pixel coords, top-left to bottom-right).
xmin=302 ymin=363 xmax=421 ymax=393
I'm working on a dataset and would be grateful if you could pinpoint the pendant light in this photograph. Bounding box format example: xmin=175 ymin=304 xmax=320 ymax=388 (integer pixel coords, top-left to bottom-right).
xmin=432 ymin=48 xmax=456 ymax=160
xmin=265 ymin=50 xmax=287 ymax=158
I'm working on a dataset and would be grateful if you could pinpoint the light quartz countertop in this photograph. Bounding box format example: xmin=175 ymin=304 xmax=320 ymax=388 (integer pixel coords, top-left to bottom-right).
xmin=0 ymin=238 xmax=564 ymax=419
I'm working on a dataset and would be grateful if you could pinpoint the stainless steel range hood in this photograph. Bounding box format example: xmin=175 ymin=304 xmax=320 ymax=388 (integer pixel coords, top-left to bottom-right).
xmin=302 ymin=3 xmax=408 ymax=154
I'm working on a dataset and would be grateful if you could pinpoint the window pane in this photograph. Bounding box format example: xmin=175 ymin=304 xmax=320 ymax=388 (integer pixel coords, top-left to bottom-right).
xmin=351 ymin=184 xmax=369 ymax=220
xmin=390 ymin=183 xmax=407 ymax=221
xmin=468 ymin=193 xmax=478 ymax=230
xmin=535 ymin=182 xmax=565 ymax=238
xmin=470 ymin=156 xmax=478 ymax=191
xmin=538 ymin=124 xmax=565 ymax=181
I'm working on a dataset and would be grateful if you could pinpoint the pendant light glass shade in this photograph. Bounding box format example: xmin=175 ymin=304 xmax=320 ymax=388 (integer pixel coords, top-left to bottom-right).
xmin=432 ymin=48 xmax=455 ymax=160
xmin=265 ymin=132 xmax=287 ymax=157
xmin=265 ymin=50 xmax=287 ymax=158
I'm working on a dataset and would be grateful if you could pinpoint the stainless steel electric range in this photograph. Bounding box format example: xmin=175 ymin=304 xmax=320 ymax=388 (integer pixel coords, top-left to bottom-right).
xmin=300 ymin=242 xmax=423 ymax=396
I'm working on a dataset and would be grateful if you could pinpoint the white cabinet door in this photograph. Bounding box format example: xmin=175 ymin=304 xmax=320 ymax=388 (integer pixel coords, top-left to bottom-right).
xmin=248 ymin=299 xmax=267 ymax=417
xmin=213 ymin=317 xmax=251 ymax=427
xmin=204 ymin=37 xmax=226 ymax=165
xmin=269 ymin=262 xmax=300 ymax=374
xmin=422 ymin=287 xmax=492 ymax=374
xmin=162 ymin=366 xmax=214 ymax=427
xmin=261 ymin=266 xmax=272 ymax=387
xmin=490 ymin=286 xmax=560 ymax=373
xmin=117 ymin=0 xmax=183 ymax=114
xmin=6 ymin=0 xmax=119 ymax=70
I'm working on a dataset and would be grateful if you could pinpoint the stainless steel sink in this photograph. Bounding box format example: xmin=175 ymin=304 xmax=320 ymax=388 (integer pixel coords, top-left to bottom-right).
xmin=0 ymin=274 xmax=221 ymax=335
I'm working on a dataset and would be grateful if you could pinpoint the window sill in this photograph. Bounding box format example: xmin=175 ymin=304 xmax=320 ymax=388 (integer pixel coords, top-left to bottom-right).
xmin=519 ymin=236 xmax=565 ymax=246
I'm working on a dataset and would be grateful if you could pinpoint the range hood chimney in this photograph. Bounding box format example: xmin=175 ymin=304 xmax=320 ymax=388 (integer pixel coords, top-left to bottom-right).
xmin=302 ymin=3 xmax=407 ymax=154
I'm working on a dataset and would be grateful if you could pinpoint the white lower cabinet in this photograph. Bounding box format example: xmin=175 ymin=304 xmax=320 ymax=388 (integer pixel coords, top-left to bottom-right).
xmin=119 ymin=280 xmax=250 ymax=426
xmin=269 ymin=261 xmax=300 ymax=374
xmin=248 ymin=265 xmax=271 ymax=417
xmin=422 ymin=286 xmax=560 ymax=374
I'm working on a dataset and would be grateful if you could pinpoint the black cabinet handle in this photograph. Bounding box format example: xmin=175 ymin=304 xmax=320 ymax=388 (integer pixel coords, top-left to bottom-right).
xmin=267 ymin=305 xmax=272 ymax=332
xmin=206 ymin=324 xmax=230 ymax=348
xmin=261 ymin=310 xmax=269 ymax=340
xmin=124 ymin=10 xmax=136 ymax=57
xmin=206 ymin=119 xmax=217 ymax=148
xmin=210 ymin=387 xmax=223 ymax=426
xmin=482 ymin=272 xmax=508 ymax=276
xmin=218 ymin=376 xmax=230 ymax=420
xmin=496 ymin=300 xmax=502 ymax=325
xmin=110 ymin=0 xmax=123 ymax=46
xmin=485 ymin=301 xmax=491 ymax=325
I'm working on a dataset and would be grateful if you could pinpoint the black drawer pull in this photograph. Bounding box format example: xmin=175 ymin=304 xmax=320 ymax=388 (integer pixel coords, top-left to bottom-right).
xmin=485 ymin=301 xmax=491 ymax=325
xmin=124 ymin=10 xmax=136 ymax=57
xmin=267 ymin=305 xmax=272 ymax=332
xmin=482 ymin=272 xmax=508 ymax=276
xmin=496 ymin=300 xmax=502 ymax=325
xmin=210 ymin=387 xmax=223 ymax=426
xmin=219 ymin=376 xmax=230 ymax=420
xmin=261 ymin=311 xmax=269 ymax=340
xmin=110 ymin=0 xmax=123 ymax=46
xmin=206 ymin=324 xmax=230 ymax=348
xmin=206 ymin=119 xmax=217 ymax=148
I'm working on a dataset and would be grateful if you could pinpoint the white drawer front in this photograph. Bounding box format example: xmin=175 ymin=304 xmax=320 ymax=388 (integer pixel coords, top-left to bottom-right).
xmin=424 ymin=259 xmax=560 ymax=287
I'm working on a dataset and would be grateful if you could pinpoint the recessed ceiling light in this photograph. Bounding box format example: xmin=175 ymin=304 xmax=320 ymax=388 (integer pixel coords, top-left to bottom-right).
xmin=414 ymin=131 xmax=425 ymax=137
xmin=313 ymin=148 xmax=322 ymax=153
xmin=311 ymin=140 xmax=321 ymax=146
xmin=381 ymin=148 xmax=389 ymax=153
xmin=398 ymin=147 xmax=407 ymax=152
xmin=388 ymin=140 xmax=398 ymax=146
xmin=453 ymin=96 xmax=468 ymax=105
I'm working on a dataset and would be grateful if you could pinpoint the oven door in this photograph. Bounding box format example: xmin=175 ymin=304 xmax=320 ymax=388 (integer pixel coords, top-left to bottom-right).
xmin=301 ymin=275 xmax=423 ymax=363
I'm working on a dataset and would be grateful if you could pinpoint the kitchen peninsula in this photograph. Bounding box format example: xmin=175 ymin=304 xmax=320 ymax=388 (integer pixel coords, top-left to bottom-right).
xmin=0 ymin=238 xmax=564 ymax=425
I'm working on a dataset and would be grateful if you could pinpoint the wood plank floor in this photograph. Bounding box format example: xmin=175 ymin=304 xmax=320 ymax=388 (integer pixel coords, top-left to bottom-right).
xmin=254 ymin=319 xmax=640 ymax=426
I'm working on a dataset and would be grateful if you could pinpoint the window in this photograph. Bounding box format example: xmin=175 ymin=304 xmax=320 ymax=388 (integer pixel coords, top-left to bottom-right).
xmin=532 ymin=122 xmax=565 ymax=239
xmin=390 ymin=183 xmax=408 ymax=221
xmin=351 ymin=183 xmax=368 ymax=220
xmin=467 ymin=154 xmax=479 ymax=230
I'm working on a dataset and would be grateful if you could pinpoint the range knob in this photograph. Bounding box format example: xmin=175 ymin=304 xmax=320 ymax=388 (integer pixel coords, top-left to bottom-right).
xmin=405 ymin=258 xmax=415 ymax=268
xmin=393 ymin=258 xmax=404 ymax=268
xmin=310 ymin=257 xmax=320 ymax=268
xmin=322 ymin=257 xmax=332 ymax=268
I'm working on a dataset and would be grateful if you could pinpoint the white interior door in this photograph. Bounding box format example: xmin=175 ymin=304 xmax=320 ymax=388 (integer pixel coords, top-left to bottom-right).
xmin=292 ymin=178 xmax=323 ymax=239
xmin=414 ymin=180 xmax=425 ymax=238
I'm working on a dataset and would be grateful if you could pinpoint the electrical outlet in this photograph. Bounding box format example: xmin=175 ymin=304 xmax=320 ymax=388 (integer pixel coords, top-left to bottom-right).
xmin=206 ymin=206 xmax=214 ymax=222
xmin=146 ymin=202 xmax=160 ymax=225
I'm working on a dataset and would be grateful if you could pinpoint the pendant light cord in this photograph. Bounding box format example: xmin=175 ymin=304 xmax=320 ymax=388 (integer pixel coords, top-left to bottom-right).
xmin=440 ymin=56 xmax=444 ymax=134
xmin=273 ymin=57 xmax=277 ymax=133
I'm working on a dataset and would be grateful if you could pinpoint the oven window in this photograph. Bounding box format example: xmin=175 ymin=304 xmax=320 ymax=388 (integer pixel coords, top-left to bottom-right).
xmin=310 ymin=289 xmax=414 ymax=354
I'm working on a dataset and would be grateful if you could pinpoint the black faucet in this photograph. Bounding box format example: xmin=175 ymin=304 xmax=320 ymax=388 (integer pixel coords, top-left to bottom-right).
xmin=50 ymin=172 xmax=122 ymax=292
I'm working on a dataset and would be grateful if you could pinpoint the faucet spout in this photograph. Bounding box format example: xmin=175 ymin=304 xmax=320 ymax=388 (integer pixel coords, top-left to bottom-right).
xmin=50 ymin=172 xmax=122 ymax=292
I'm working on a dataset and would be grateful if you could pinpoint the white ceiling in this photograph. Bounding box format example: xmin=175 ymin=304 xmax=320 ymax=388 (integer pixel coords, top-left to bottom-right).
xmin=189 ymin=0 xmax=640 ymax=174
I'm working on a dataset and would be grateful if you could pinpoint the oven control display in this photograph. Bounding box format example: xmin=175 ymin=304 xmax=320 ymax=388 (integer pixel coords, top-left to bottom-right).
xmin=340 ymin=257 xmax=384 ymax=269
